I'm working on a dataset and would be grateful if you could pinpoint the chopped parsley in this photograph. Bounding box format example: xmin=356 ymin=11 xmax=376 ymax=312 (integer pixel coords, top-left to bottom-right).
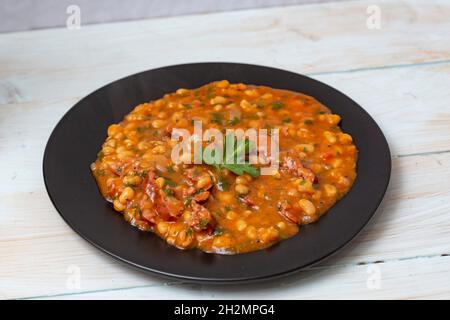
xmin=217 ymin=176 xmax=230 ymax=191
xmin=272 ymin=101 xmax=284 ymax=110
xmin=199 ymin=219 xmax=210 ymax=229
xmin=213 ymin=227 xmax=224 ymax=236
xmin=163 ymin=188 xmax=174 ymax=196
xmin=164 ymin=178 xmax=177 ymax=187
xmin=228 ymin=117 xmax=240 ymax=126
xmin=184 ymin=196 xmax=192 ymax=207
xmin=211 ymin=112 xmax=224 ymax=125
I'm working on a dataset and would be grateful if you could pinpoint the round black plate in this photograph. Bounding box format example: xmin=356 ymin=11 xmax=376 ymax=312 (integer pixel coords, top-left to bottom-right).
xmin=43 ymin=62 xmax=391 ymax=283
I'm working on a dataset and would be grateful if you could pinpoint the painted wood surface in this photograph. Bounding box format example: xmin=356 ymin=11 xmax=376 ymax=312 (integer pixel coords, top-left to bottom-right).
xmin=0 ymin=0 xmax=449 ymax=299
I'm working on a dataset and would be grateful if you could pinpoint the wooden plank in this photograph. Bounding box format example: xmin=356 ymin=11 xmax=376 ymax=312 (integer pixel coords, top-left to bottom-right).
xmin=2 ymin=151 xmax=449 ymax=299
xmin=35 ymin=255 xmax=450 ymax=299
xmin=1 ymin=0 xmax=450 ymax=105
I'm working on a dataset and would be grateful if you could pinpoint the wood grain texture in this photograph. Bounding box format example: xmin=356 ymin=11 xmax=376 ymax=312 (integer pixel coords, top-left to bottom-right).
xmin=0 ymin=0 xmax=449 ymax=299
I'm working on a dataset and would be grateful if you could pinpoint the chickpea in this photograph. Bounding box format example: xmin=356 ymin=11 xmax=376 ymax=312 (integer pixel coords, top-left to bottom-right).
xmin=213 ymin=235 xmax=232 ymax=249
xmin=155 ymin=177 xmax=166 ymax=188
xmin=157 ymin=221 xmax=169 ymax=235
xmin=217 ymin=192 xmax=234 ymax=204
xmin=210 ymin=96 xmax=227 ymax=105
xmin=152 ymin=145 xmax=166 ymax=154
xmin=113 ymin=199 xmax=126 ymax=211
xmin=137 ymin=141 xmax=151 ymax=151
xmin=214 ymin=104 xmax=223 ymax=111
xmin=296 ymin=180 xmax=315 ymax=193
xmin=196 ymin=174 xmax=212 ymax=189
xmin=176 ymin=88 xmax=189 ymax=95
xmin=246 ymin=226 xmax=257 ymax=239
xmin=116 ymin=150 xmax=135 ymax=160
xmin=258 ymin=227 xmax=279 ymax=243
xmin=298 ymin=199 xmax=316 ymax=216
xmin=338 ymin=176 xmax=351 ymax=187
xmin=324 ymin=131 xmax=337 ymax=144
xmin=237 ymin=83 xmax=247 ymax=90
xmin=236 ymin=220 xmax=247 ymax=231
xmin=339 ymin=133 xmax=353 ymax=144
xmin=226 ymin=211 xmax=238 ymax=220
xmin=324 ymin=184 xmax=337 ymax=197
xmin=180 ymin=209 xmax=190 ymax=220
xmin=123 ymin=175 xmax=142 ymax=186
xmin=261 ymin=93 xmax=273 ymax=100
xmin=235 ymin=184 xmax=249 ymax=195
xmin=102 ymin=146 xmax=115 ymax=155
xmin=240 ymin=99 xmax=253 ymax=110
xmin=244 ymin=89 xmax=259 ymax=97
xmin=235 ymin=176 xmax=248 ymax=185
xmin=155 ymin=99 xmax=164 ymax=107
xmin=216 ymin=80 xmax=230 ymax=88
xmin=108 ymin=124 xmax=122 ymax=137
xmin=177 ymin=230 xmax=187 ymax=244
xmin=171 ymin=112 xmax=183 ymax=123
xmin=277 ymin=222 xmax=286 ymax=230
xmin=119 ymin=187 xmax=135 ymax=204
xmin=327 ymin=114 xmax=341 ymax=125
xmin=312 ymin=191 xmax=322 ymax=201
xmin=331 ymin=158 xmax=342 ymax=168
xmin=105 ymin=139 xmax=116 ymax=148
xmin=157 ymin=111 xmax=167 ymax=118
xmin=151 ymin=119 xmax=166 ymax=129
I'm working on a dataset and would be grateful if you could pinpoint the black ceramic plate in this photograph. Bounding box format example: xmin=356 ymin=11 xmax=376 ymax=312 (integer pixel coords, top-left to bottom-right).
xmin=43 ymin=62 xmax=391 ymax=283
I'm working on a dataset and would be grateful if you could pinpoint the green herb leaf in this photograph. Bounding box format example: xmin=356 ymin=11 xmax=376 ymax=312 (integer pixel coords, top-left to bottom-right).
xmin=199 ymin=219 xmax=210 ymax=229
xmin=217 ymin=176 xmax=230 ymax=191
xmin=228 ymin=117 xmax=240 ymax=126
xmin=211 ymin=112 xmax=224 ymax=125
xmin=213 ymin=227 xmax=224 ymax=236
xmin=272 ymin=101 xmax=284 ymax=110
xmin=164 ymin=178 xmax=177 ymax=187
xmin=184 ymin=196 xmax=192 ymax=206
xmin=163 ymin=188 xmax=174 ymax=196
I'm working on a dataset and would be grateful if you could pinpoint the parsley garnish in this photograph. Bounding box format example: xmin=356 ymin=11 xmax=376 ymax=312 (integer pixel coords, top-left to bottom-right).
xmin=272 ymin=101 xmax=284 ymax=110
xmin=164 ymin=178 xmax=177 ymax=187
xmin=211 ymin=112 xmax=224 ymax=125
xmin=202 ymin=135 xmax=260 ymax=177
xmin=163 ymin=188 xmax=174 ymax=196
xmin=228 ymin=117 xmax=240 ymax=126
xmin=217 ymin=176 xmax=230 ymax=191
xmin=199 ymin=219 xmax=210 ymax=229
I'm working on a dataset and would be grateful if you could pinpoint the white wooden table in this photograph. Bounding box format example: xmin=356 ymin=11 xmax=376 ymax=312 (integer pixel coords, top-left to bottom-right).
xmin=1 ymin=0 xmax=450 ymax=299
